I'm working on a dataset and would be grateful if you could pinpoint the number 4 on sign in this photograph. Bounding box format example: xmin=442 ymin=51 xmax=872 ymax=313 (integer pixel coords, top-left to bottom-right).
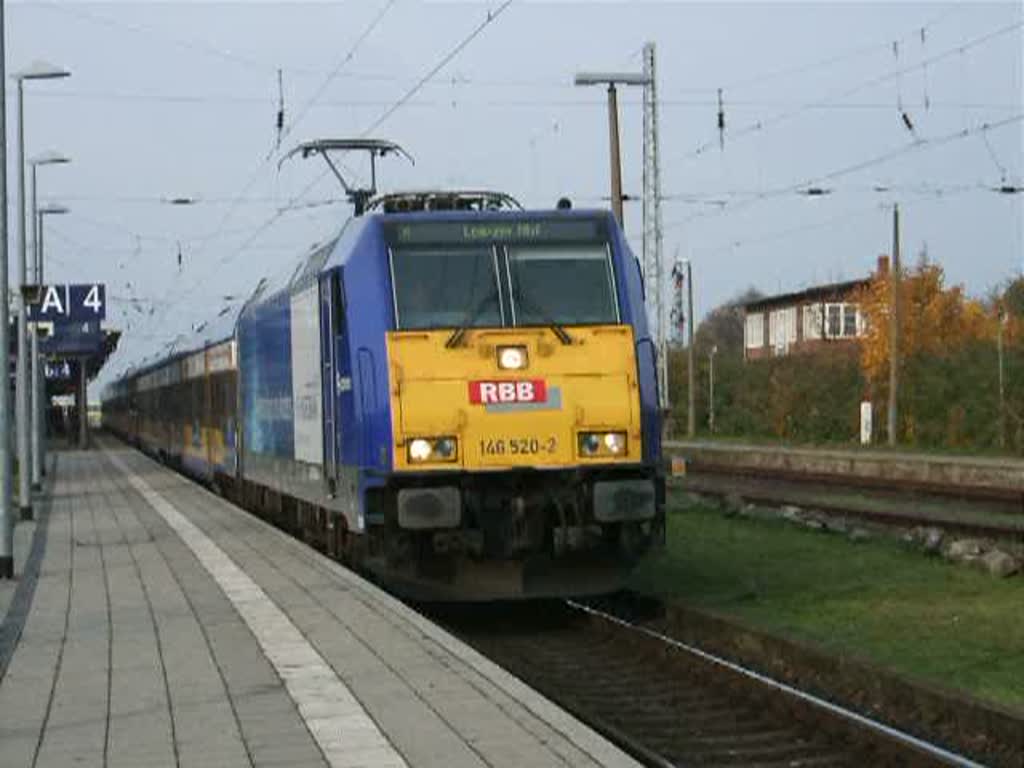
xmin=83 ymin=285 xmax=103 ymax=314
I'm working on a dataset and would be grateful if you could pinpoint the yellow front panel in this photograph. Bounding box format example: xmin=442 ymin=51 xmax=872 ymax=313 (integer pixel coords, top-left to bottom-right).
xmin=387 ymin=325 xmax=642 ymax=471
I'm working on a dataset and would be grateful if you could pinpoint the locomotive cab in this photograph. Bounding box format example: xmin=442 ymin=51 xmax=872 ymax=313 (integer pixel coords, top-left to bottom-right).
xmin=370 ymin=209 xmax=665 ymax=599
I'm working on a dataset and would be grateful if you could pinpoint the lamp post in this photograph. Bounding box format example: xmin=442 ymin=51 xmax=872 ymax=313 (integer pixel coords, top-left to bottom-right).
xmin=0 ymin=0 xmax=12 ymax=578
xmin=13 ymin=61 xmax=70 ymax=521
xmin=29 ymin=153 xmax=70 ymax=488
xmin=33 ymin=202 xmax=69 ymax=488
xmin=573 ymin=71 xmax=649 ymax=226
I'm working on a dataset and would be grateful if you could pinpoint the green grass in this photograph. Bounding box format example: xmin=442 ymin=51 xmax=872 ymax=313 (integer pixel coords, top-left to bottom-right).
xmin=631 ymin=497 xmax=1024 ymax=712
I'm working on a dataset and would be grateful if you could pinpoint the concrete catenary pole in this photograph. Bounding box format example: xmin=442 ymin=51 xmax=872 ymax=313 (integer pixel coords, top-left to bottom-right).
xmin=0 ymin=0 xmax=14 ymax=579
xmin=887 ymin=204 xmax=902 ymax=447
xmin=606 ymin=83 xmax=624 ymax=225
xmin=574 ymin=70 xmax=647 ymax=225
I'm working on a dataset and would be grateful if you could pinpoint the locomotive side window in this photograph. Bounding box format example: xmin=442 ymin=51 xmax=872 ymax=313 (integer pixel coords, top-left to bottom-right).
xmin=391 ymin=246 xmax=501 ymax=330
xmin=331 ymin=272 xmax=346 ymax=335
xmin=507 ymin=244 xmax=619 ymax=326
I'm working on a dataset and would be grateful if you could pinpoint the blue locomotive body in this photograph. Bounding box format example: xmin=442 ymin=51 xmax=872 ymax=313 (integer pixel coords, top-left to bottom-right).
xmin=104 ymin=205 xmax=665 ymax=600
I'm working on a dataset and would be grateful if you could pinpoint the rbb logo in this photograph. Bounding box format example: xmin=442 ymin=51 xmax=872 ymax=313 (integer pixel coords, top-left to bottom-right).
xmin=469 ymin=379 xmax=547 ymax=405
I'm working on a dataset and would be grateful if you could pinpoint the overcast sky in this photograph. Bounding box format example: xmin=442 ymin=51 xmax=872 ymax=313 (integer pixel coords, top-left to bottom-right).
xmin=4 ymin=1 xmax=1022 ymax=388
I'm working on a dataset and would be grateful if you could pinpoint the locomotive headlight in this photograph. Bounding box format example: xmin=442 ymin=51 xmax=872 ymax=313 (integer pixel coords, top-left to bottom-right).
xmin=407 ymin=436 xmax=458 ymax=463
xmin=408 ymin=438 xmax=433 ymax=462
xmin=434 ymin=437 xmax=457 ymax=459
xmin=497 ymin=345 xmax=528 ymax=370
xmin=603 ymin=432 xmax=626 ymax=454
xmin=578 ymin=431 xmax=627 ymax=458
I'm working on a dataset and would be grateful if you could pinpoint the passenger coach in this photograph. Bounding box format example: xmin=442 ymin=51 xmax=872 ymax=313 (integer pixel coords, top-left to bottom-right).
xmin=104 ymin=191 xmax=665 ymax=600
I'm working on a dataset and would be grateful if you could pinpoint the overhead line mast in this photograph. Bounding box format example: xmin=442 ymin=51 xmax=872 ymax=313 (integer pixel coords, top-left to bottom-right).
xmin=641 ymin=42 xmax=668 ymax=417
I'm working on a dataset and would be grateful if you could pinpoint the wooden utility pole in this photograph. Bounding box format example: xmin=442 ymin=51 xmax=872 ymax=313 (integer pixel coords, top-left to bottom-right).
xmin=888 ymin=205 xmax=901 ymax=446
xmin=686 ymin=259 xmax=695 ymax=437
xmin=998 ymin=311 xmax=1006 ymax=450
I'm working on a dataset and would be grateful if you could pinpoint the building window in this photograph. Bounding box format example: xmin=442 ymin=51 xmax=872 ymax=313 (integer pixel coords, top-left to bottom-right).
xmin=769 ymin=307 xmax=797 ymax=353
xmin=803 ymin=303 xmax=823 ymax=340
xmin=745 ymin=312 xmax=764 ymax=349
xmin=843 ymin=305 xmax=857 ymax=337
xmin=825 ymin=303 xmax=860 ymax=339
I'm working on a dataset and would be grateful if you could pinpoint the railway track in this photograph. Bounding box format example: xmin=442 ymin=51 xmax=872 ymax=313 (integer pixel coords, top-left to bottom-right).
xmin=676 ymin=472 xmax=1024 ymax=544
xmin=431 ymin=593 xmax=985 ymax=768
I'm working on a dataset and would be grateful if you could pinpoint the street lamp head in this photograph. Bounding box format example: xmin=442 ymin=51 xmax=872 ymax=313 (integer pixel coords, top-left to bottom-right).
xmin=38 ymin=203 xmax=70 ymax=216
xmin=30 ymin=150 xmax=71 ymax=167
xmin=574 ymin=71 xmax=650 ymax=87
xmin=13 ymin=60 xmax=71 ymax=81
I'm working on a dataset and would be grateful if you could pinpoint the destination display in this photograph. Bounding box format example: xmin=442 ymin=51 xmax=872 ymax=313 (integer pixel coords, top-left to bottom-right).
xmin=40 ymin=320 xmax=105 ymax=356
xmin=386 ymin=217 xmax=606 ymax=247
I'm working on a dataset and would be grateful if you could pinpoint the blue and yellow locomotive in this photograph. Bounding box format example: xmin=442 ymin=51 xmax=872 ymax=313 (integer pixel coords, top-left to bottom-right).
xmin=104 ymin=188 xmax=665 ymax=600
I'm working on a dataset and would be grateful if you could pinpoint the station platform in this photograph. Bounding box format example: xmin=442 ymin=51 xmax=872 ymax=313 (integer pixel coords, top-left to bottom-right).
xmin=0 ymin=442 xmax=638 ymax=768
xmin=666 ymin=439 xmax=1024 ymax=497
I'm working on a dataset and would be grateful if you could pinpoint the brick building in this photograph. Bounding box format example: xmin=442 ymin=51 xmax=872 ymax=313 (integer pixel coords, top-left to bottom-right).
xmin=742 ymin=258 xmax=888 ymax=360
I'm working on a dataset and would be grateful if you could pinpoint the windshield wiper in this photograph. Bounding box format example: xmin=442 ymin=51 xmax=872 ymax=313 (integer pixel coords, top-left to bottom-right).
xmin=512 ymin=292 xmax=574 ymax=345
xmin=445 ymin=289 xmax=499 ymax=348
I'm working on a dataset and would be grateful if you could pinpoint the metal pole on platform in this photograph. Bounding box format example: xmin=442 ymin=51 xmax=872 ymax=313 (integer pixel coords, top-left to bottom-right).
xmin=0 ymin=0 xmax=14 ymax=579
xmin=15 ymin=76 xmax=29 ymax=519
xmin=13 ymin=61 xmax=70 ymax=520
xmin=32 ymin=201 xmax=68 ymax=483
xmin=78 ymin=357 xmax=88 ymax=449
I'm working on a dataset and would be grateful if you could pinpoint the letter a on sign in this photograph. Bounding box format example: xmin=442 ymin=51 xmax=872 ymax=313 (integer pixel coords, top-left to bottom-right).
xmin=40 ymin=286 xmax=65 ymax=316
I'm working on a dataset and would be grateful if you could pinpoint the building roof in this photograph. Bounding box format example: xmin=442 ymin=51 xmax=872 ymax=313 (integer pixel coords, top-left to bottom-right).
xmin=743 ymin=278 xmax=871 ymax=312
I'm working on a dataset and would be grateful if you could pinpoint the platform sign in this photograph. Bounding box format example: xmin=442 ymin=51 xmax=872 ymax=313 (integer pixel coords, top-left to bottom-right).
xmin=40 ymin=321 xmax=105 ymax=356
xmin=28 ymin=283 xmax=106 ymax=322
xmin=45 ymin=360 xmax=74 ymax=380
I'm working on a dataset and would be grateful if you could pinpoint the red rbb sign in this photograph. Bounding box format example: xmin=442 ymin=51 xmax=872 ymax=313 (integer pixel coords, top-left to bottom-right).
xmin=469 ymin=379 xmax=547 ymax=405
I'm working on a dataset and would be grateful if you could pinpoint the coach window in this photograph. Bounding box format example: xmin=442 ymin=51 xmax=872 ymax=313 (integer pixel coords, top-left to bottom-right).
xmin=506 ymin=244 xmax=618 ymax=326
xmin=391 ymin=246 xmax=501 ymax=330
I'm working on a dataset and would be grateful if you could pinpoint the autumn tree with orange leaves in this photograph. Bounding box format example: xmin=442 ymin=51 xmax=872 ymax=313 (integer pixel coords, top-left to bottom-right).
xmin=855 ymin=257 xmax=1024 ymax=448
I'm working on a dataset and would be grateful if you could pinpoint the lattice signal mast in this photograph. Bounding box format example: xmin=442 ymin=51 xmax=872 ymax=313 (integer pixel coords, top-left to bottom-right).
xmin=642 ymin=42 xmax=668 ymax=411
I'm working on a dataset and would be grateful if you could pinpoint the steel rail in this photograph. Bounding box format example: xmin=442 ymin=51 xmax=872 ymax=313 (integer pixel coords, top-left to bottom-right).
xmin=567 ymin=599 xmax=987 ymax=768
xmin=679 ymin=475 xmax=1024 ymax=542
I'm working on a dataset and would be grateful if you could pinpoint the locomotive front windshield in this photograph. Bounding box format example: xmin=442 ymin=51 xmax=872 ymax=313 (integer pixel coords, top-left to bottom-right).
xmin=392 ymin=246 xmax=501 ymax=330
xmin=391 ymin=241 xmax=619 ymax=330
xmin=507 ymin=244 xmax=617 ymax=325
